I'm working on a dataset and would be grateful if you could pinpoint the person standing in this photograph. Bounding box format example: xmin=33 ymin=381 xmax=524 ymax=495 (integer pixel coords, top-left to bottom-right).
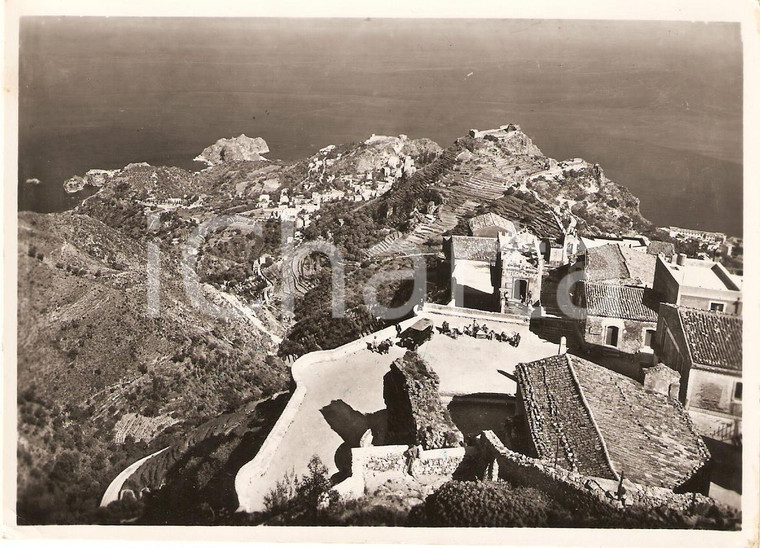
xmin=404 ymin=444 xmax=421 ymax=477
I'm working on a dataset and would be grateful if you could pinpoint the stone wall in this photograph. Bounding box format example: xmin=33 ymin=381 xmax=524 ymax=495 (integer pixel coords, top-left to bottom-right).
xmin=415 ymin=447 xmax=472 ymax=476
xmin=477 ymin=430 xmax=719 ymax=513
xmin=642 ymin=363 xmax=681 ymax=398
xmin=332 ymin=444 xmax=474 ymax=500
xmin=235 ymin=316 xmax=424 ymax=513
xmin=688 ymin=368 xmax=741 ymax=417
xmin=584 ymin=315 xmax=655 ymax=356
xmin=383 ymin=352 xmax=464 ymax=450
xmin=100 ymin=447 xmax=171 ymax=507
xmin=423 ymin=302 xmax=529 ymax=326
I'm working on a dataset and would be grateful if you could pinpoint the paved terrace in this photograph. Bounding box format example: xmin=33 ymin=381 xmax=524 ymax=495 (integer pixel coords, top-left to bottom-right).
xmin=235 ymin=310 xmax=558 ymax=512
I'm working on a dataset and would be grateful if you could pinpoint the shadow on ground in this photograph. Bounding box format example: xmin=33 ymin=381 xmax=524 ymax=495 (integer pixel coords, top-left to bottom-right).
xmin=703 ymin=437 xmax=742 ymax=493
xmin=447 ymin=393 xmax=515 ymax=445
xmin=319 ymin=399 xmax=388 ymax=483
xmin=462 ymin=286 xmax=498 ymax=311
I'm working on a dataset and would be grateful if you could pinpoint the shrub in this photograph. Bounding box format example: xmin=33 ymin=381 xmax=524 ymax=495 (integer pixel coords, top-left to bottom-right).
xmin=321 ymin=498 xmax=409 ymax=526
xmin=263 ymin=469 xmax=298 ymax=515
xmin=413 ymin=480 xmax=555 ymax=527
xmin=262 ymin=455 xmax=338 ymax=524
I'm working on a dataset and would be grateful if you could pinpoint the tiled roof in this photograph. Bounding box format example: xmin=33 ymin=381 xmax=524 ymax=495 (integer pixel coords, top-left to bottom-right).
xmin=583 ymin=282 xmax=659 ymax=322
xmin=585 ymin=244 xmax=628 ymax=282
xmin=679 ymin=308 xmax=742 ymax=372
xmin=517 ymin=354 xmax=710 ymax=490
xmin=450 ymin=236 xmax=498 ymax=261
xmin=618 ymin=246 xmax=656 ymax=286
xmin=647 ymin=240 xmax=676 ymax=258
xmin=572 ymin=357 xmax=711 ymax=490
xmin=490 ymin=194 xmax=564 ymax=240
xmin=468 ymin=212 xmax=516 ymax=235
xmin=515 ymin=355 xmax=617 ymax=479
xmin=585 ymin=244 xmax=655 ymax=286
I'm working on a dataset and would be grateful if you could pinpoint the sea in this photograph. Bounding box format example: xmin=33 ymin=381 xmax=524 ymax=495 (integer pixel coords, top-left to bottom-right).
xmin=17 ymin=18 xmax=743 ymax=236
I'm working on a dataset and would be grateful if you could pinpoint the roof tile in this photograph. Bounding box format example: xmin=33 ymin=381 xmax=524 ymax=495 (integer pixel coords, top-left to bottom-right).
xmin=583 ymin=282 xmax=659 ymax=322
xmin=468 ymin=212 xmax=516 ymax=235
xmin=517 ymin=354 xmax=710 ymax=490
xmin=679 ymin=308 xmax=742 ymax=372
xmin=450 ymin=235 xmax=498 ymax=261
xmin=585 ymin=243 xmax=655 ymax=286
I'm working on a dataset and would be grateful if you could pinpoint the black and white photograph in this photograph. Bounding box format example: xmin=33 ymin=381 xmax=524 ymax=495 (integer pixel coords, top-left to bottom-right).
xmin=3 ymin=1 xmax=758 ymax=544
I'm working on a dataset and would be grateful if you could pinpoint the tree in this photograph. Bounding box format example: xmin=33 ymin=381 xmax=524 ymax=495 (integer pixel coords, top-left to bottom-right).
xmin=262 ymin=455 xmax=337 ymax=524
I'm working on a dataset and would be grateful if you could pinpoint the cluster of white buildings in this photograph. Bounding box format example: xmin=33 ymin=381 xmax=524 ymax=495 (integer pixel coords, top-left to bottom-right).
xmin=666 ymin=225 xmax=739 ymax=258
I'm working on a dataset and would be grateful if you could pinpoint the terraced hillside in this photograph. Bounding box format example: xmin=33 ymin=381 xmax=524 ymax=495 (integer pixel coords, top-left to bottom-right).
xmin=366 ymin=127 xmax=651 ymax=259
xmin=17 ymin=209 xmax=289 ymax=523
xmin=18 ymin=125 xmax=656 ymax=524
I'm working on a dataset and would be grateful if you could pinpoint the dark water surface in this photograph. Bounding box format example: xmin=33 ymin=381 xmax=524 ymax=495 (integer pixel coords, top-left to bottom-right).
xmin=18 ymin=18 xmax=742 ymax=235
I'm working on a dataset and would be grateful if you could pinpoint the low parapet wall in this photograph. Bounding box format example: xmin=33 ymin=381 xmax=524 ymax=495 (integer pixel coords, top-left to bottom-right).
xmin=234 ymin=316 xmax=423 ymax=513
xmin=333 ymin=444 xmax=473 ymax=501
xmin=423 ymin=303 xmax=529 ymax=325
xmin=100 ymin=447 xmax=171 ymax=507
xmin=476 ymin=430 xmax=718 ymax=512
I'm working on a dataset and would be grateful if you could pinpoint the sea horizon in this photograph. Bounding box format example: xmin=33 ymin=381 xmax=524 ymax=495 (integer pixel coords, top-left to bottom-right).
xmin=18 ymin=17 xmax=743 ymax=235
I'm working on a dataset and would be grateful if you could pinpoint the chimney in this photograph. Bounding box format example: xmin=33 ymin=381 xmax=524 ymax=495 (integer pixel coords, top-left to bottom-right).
xmin=676 ymin=253 xmax=687 ymax=266
xmin=643 ymin=364 xmax=681 ymax=401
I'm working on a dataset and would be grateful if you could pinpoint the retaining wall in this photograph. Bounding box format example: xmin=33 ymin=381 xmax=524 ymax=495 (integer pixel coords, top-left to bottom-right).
xmin=100 ymin=447 xmax=171 ymax=507
xmin=423 ymin=302 xmax=529 ymax=325
xmin=477 ymin=430 xmax=718 ymax=512
xmin=333 ymin=444 xmax=473 ymax=501
xmin=234 ymin=316 xmax=423 ymax=513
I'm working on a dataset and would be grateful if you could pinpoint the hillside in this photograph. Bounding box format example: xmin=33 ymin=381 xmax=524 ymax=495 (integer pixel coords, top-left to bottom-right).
xmin=17 ymin=210 xmax=289 ymax=523
xmin=18 ymin=124 xmax=656 ymax=523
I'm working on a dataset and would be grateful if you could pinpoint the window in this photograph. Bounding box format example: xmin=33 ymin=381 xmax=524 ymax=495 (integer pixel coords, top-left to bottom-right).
xmin=734 ymin=382 xmax=742 ymax=401
xmin=710 ymin=302 xmax=725 ymax=312
xmin=605 ymin=326 xmax=619 ymax=347
xmin=644 ymin=329 xmax=655 ymax=348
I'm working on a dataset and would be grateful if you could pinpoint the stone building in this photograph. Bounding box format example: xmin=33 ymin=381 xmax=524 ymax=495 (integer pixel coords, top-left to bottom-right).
xmin=446 ymin=235 xmax=500 ymax=310
xmin=445 ymin=230 xmax=542 ymax=314
xmin=653 ymin=255 xmax=742 ymax=315
xmin=514 ymin=354 xmax=712 ymax=494
xmin=467 ymin=212 xmax=517 ymax=238
xmin=653 ymin=304 xmax=742 ymax=439
xmin=494 ymin=232 xmax=543 ymax=312
xmin=577 ymin=282 xmax=660 ymax=360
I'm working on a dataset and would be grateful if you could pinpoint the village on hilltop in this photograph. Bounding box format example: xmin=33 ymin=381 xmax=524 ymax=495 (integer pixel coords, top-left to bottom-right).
xmin=96 ymin=125 xmax=743 ymax=526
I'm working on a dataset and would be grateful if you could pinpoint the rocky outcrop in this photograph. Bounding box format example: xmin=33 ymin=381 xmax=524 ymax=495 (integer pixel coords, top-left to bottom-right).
xmin=63 ymin=168 xmax=119 ymax=194
xmin=468 ymin=124 xmax=543 ymax=156
xmin=194 ymin=134 xmax=270 ymax=166
xmin=383 ymin=351 xmax=464 ymax=450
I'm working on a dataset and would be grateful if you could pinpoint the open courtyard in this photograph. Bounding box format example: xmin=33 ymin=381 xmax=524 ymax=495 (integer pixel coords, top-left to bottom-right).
xmin=238 ymin=310 xmax=560 ymax=511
